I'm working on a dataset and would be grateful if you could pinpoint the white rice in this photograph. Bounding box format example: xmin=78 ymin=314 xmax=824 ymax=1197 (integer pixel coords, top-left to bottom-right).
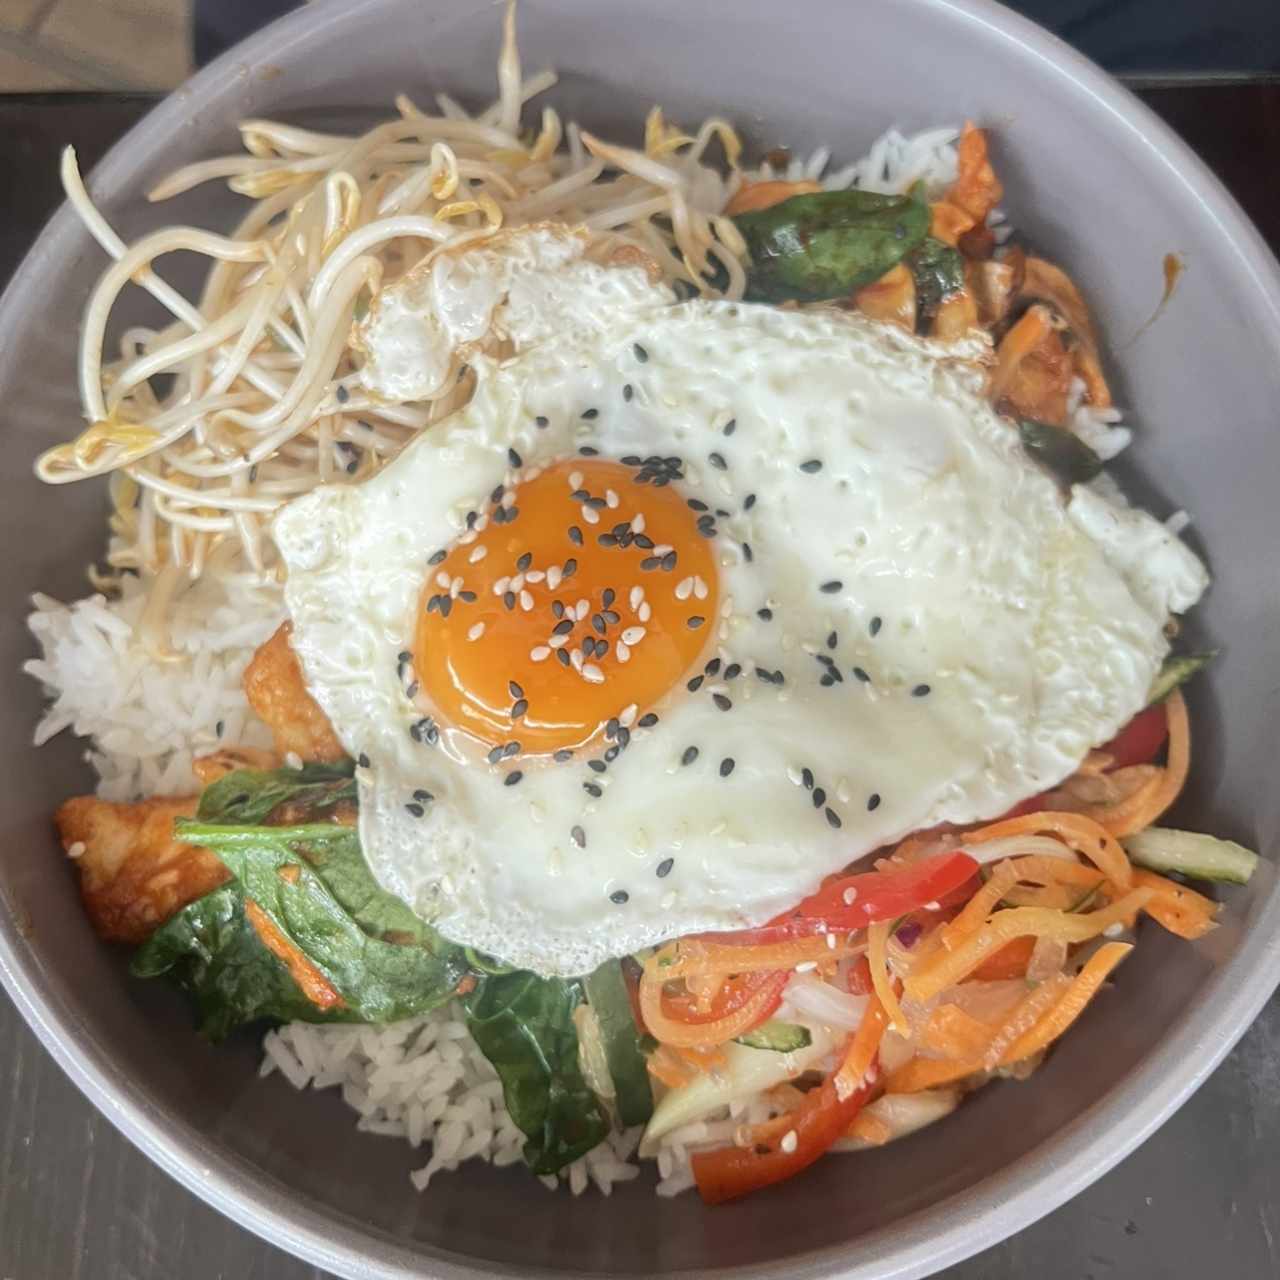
xmin=24 ymin=123 xmax=987 ymax=1196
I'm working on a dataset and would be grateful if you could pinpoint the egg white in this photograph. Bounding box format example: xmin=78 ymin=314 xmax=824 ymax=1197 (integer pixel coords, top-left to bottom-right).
xmin=274 ymin=293 xmax=1207 ymax=977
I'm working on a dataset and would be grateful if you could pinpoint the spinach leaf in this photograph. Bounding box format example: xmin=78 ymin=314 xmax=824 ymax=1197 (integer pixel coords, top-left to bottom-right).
xmin=198 ymin=760 xmax=355 ymax=826
xmin=734 ymin=189 xmax=930 ymax=303
xmin=178 ymin=819 xmax=470 ymax=1024
xmin=582 ymin=960 xmax=653 ymax=1127
xmin=906 ymin=235 xmax=965 ymax=324
xmin=131 ymin=884 xmax=355 ymax=1040
xmin=462 ymin=971 xmax=609 ymax=1175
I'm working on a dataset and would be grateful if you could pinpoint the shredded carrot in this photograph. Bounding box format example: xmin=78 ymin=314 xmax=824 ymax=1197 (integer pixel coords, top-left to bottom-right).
xmin=888 ymin=943 xmax=1132 ymax=1092
xmin=967 ymin=811 xmax=1133 ymax=889
xmin=967 ymin=934 xmax=1037 ymax=981
xmin=903 ymin=889 xmax=1152 ymax=1003
xmin=834 ymin=993 xmax=890 ymax=1100
xmin=868 ymin=920 xmax=908 ymax=1034
xmin=724 ymin=178 xmax=821 ymax=216
xmin=1074 ymin=345 xmax=1113 ymax=408
xmin=989 ymin=303 xmax=1055 ymax=403
xmin=1132 ymin=867 xmax=1220 ymax=939
xmin=921 ymin=1003 xmax=998 ymax=1059
xmin=243 ymin=899 xmax=344 ymax=1011
xmin=638 ymin=965 xmax=785 ymax=1048
xmin=1082 ymin=691 xmax=1191 ymax=838
xmin=947 ymin=122 xmax=1004 ymax=223
xmin=653 ymin=933 xmax=860 ymax=981
xmin=647 ymin=1043 xmax=697 ymax=1089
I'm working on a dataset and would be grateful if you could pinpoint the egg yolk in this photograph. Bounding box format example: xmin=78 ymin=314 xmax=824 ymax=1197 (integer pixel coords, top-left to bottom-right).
xmin=414 ymin=458 xmax=719 ymax=757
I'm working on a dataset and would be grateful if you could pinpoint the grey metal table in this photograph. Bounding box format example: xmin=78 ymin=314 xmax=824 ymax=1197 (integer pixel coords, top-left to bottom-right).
xmin=3 ymin=85 xmax=1279 ymax=1280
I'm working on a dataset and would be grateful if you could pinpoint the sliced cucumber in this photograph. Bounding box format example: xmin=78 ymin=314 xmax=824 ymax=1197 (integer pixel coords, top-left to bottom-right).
xmin=1123 ymin=827 xmax=1258 ymax=886
xmin=1146 ymin=651 xmax=1217 ymax=706
xmin=735 ymin=1019 xmax=813 ymax=1052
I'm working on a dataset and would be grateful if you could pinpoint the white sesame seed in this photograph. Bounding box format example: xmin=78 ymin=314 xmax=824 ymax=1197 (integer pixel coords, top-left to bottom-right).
xmin=546 ymin=565 xmax=563 ymax=590
xmin=924 ymin=900 xmax=941 ymax=911
xmin=638 ymin=602 xmax=652 ymax=623
xmin=675 ymin=576 xmax=694 ymax=600
xmin=632 ymin=512 xmax=646 ymax=534
xmin=575 ymin=598 xmax=590 ymax=620
xmin=842 ymin=887 xmax=858 ymax=906
xmin=826 ymin=932 xmax=837 ymax=949
xmin=582 ymin=662 xmax=604 ymax=684
xmin=582 ymin=505 xmax=599 ymax=525
xmin=652 ymin=543 xmax=673 ymax=556
xmin=719 ymin=554 xmax=734 ymax=569
xmin=457 ymin=530 xmax=477 ymax=545
xmin=467 ymin=621 xmax=485 ymax=641
xmin=794 ymin=961 xmax=817 ymax=973
xmin=629 ymin=585 xmax=644 ymax=611
xmin=468 ymin=545 xmax=488 ymax=563
xmin=569 ymin=470 xmax=583 ymax=489
xmin=66 ymin=841 xmax=85 ymax=860
xmin=474 ymin=514 xmax=489 ymax=532
xmin=621 ymin=626 xmax=646 ymax=645
xmin=720 ymin=595 xmax=733 ymax=618
xmin=285 ymin=751 xmax=303 ymax=769
xmin=502 ymin=491 xmax=515 ymax=508
xmin=693 ymin=575 xmax=708 ymax=600
xmin=709 ymin=820 xmax=727 ymax=836
xmin=836 ymin=778 xmax=851 ymax=804
xmin=718 ymin=476 xmax=733 ymax=497
xmin=780 ymin=1130 xmax=798 ymax=1154
xmin=570 ymin=649 xmax=585 ymax=671
xmin=605 ymin=488 xmax=620 ymax=509
xmin=510 ymin=573 xmax=525 ymax=592
xmin=549 ymin=634 xmax=568 ymax=649
xmin=493 ymin=576 xmax=510 ymax=595
xmin=530 ymin=645 xmax=551 ymax=662
xmin=619 ymin=703 xmax=638 ymax=727
xmin=528 ymin=802 xmax=545 ymax=824
xmin=786 ymin=766 xmax=803 ymax=786
xmin=616 ymin=641 xmax=631 ymax=663
xmin=435 ymin=571 xmax=451 ymax=589
xmin=520 ymin=590 xmax=534 ymax=612
xmin=718 ymin=623 xmax=728 ymax=641
xmin=450 ymin=575 xmax=463 ymax=597
xmin=525 ymin=569 xmax=545 ymax=584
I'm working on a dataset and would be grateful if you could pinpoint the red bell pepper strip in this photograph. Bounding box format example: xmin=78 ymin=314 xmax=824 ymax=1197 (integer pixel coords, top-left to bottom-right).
xmin=1098 ymin=703 xmax=1168 ymax=770
xmin=659 ymin=969 xmax=789 ymax=1027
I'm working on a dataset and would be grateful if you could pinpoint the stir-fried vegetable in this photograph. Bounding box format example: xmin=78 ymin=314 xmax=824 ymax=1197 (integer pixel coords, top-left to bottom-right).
xmin=1124 ymin=827 xmax=1258 ymax=886
xmin=1019 ymin=418 xmax=1103 ymax=485
xmin=906 ymin=236 xmax=965 ymax=324
xmin=582 ymin=959 xmax=654 ymax=1126
xmin=1148 ymin=652 xmax=1216 ymax=706
xmin=733 ymin=189 xmax=931 ymax=302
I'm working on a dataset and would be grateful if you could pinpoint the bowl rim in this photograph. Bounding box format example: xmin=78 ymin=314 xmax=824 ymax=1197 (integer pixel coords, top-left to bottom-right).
xmin=4 ymin=0 xmax=1280 ymax=1277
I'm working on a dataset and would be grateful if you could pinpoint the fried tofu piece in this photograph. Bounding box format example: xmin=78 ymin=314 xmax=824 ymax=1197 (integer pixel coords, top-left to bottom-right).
xmin=54 ymin=795 xmax=230 ymax=944
xmin=243 ymin=622 xmax=346 ymax=764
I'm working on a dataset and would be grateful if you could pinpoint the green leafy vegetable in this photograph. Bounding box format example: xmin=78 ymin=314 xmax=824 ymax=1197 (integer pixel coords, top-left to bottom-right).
xmin=734 ymin=189 xmax=931 ymax=302
xmin=462 ymin=971 xmax=609 ymax=1174
xmin=906 ymin=236 xmax=965 ymax=324
xmin=1019 ymin=419 xmax=1103 ymax=485
xmin=177 ymin=818 xmax=469 ymax=1023
xmin=1147 ymin=651 xmax=1217 ymax=706
xmin=583 ymin=960 xmax=653 ymax=1127
xmin=131 ymin=885 xmax=356 ymax=1040
xmin=198 ymin=760 xmax=355 ymax=826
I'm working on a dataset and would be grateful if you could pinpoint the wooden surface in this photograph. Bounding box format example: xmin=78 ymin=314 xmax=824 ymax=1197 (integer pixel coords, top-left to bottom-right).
xmin=2 ymin=84 xmax=1279 ymax=1280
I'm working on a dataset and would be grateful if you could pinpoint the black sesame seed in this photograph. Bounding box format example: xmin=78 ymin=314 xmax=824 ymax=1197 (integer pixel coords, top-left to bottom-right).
xmin=601 ymin=587 xmax=615 ymax=607
xmin=579 ymin=446 xmax=599 ymax=457
xmin=827 ymin=631 xmax=838 ymax=650
xmin=588 ymin=759 xmax=607 ymax=774
xmin=742 ymin=542 xmax=754 ymax=563
xmin=719 ymin=757 xmax=735 ymax=778
xmin=867 ymin=793 xmax=882 ymax=811
xmin=358 ymin=753 xmax=370 ymax=768
xmin=687 ymin=675 xmax=704 ymax=692
xmin=853 ymin=666 xmax=870 ymax=683
xmin=912 ymin=683 xmax=932 ymax=697
xmin=571 ymin=489 xmax=590 ymax=501
xmin=716 ymin=508 xmax=731 ymax=518
xmin=516 ymin=553 xmax=532 ymax=574
xmin=687 ymin=615 xmax=705 ymax=629
xmin=724 ymin=663 xmax=742 ymax=680
xmin=581 ymin=408 xmax=599 ymax=421
xmin=426 ymin=723 xmax=439 ymax=745
xmin=633 ymin=343 xmax=649 ymax=362
xmin=870 ymin=615 xmax=883 ymax=637
xmin=622 ymin=455 xmax=643 ymax=466
xmin=413 ymin=788 xmax=433 ymax=803
xmin=772 ymin=669 xmax=785 ymax=685
xmin=346 ymin=459 xmax=358 ymax=475
xmin=405 ymin=681 xmax=419 ymax=699
xmin=656 ymin=857 xmax=674 ymax=878
xmin=595 ymin=639 xmax=610 ymax=658
xmin=507 ymin=448 xmax=523 ymax=467
xmin=688 ymin=498 xmax=709 ymax=512
xmin=800 ymin=459 xmax=823 ymax=474
xmin=616 ymin=726 xmax=630 ymax=748
xmin=641 ymin=556 xmax=661 ymax=571
xmin=705 ymin=657 xmax=722 ymax=675
xmin=820 ymin=580 xmax=843 ymax=594
xmin=335 ymin=384 xmax=349 ymax=403
xmin=508 ymin=680 xmax=524 ymax=699
xmin=744 ymin=493 xmax=757 ymax=511
xmin=405 ymin=802 xmax=425 ymax=817
xmin=459 ymin=590 xmax=477 ymax=603
xmin=503 ymin=591 xmax=516 ymax=610
xmin=535 ymin=415 xmax=549 ymax=429
xmin=592 ymin=613 xmax=607 ymax=635
xmin=466 ymin=510 xmax=478 ymax=529
xmin=801 ymin=767 xmax=814 ymax=790
xmin=572 ymin=825 xmax=586 ymax=848
xmin=556 ymin=649 xmax=571 ymax=667
xmin=563 ymin=558 xmax=578 ymax=578
xmin=623 ymin=383 xmax=634 ymax=402
xmin=755 ymin=666 xmax=773 ymax=682
xmin=681 ymin=746 xmax=699 ymax=766
xmin=709 ymin=451 xmax=727 ymax=470
xmin=723 ymin=418 xmax=737 ymax=436
xmin=633 ymin=534 xmax=655 ymax=550
xmin=697 ymin=525 xmax=717 ymax=539
xmin=602 ymin=609 xmax=620 ymax=624
xmin=605 ymin=718 xmax=619 ymax=738
xmin=425 ymin=595 xmax=440 ymax=614
xmin=638 ymin=712 xmax=659 ymax=728
xmin=821 ymin=673 xmax=836 ymax=687
xmin=428 ymin=549 xmax=447 ymax=566
xmin=584 ymin=782 xmax=603 ymax=797
xmin=757 ymin=607 xmax=773 ymax=621
xmin=552 ymin=601 xmax=566 ymax=619
xmin=505 ymin=770 xmax=523 ymax=787
xmin=713 ymin=693 xmax=733 ymax=711
xmin=554 ymin=748 xmax=573 ymax=762
xmin=812 ymin=787 xmax=826 ymax=808
xmin=511 ymin=698 xmax=528 ymax=719
xmin=661 ymin=551 xmax=677 ymax=571
xmin=398 ymin=650 xmax=412 ymax=663
xmin=825 ymin=808 xmax=842 ymax=829
xmin=569 ymin=525 xmax=583 ymax=545
xmin=610 ymin=889 xmax=629 ymax=905
xmin=604 ymin=745 xmax=620 ymax=763
xmin=491 ymin=484 xmax=505 ymax=504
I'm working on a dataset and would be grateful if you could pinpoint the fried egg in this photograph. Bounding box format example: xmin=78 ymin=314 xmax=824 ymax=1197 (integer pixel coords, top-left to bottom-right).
xmin=275 ymin=280 xmax=1207 ymax=977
